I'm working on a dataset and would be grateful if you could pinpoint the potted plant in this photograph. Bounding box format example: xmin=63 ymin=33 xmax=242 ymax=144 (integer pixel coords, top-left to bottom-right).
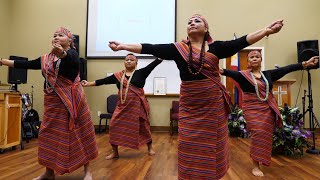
xmin=272 ymin=104 xmax=311 ymax=156
xmin=228 ymin=105 xmax=248 ymax=138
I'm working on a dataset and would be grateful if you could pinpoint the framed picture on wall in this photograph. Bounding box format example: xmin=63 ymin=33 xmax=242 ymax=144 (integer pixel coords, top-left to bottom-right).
xmin=153 ymin=77 xmax=166 ymax=95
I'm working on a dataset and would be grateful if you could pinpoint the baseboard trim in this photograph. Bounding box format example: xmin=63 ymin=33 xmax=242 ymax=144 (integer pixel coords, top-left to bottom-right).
xmin=150 ymin=126 xmax=170 ymax=132
xmin=305 ymin=128 xmax=320 ymax=133
xmin=94 ymin=125 xmax=170 ymax=132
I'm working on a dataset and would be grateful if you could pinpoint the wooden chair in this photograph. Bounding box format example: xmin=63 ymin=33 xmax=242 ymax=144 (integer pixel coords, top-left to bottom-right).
xmin=98 ymin=94 xmax=118 ymax=133
xmin=170 ymin=100 xmax=179 ymax=135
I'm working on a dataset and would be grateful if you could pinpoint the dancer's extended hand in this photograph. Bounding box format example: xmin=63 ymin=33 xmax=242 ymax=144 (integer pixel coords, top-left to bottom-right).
xmin=265 ymin=20 xmax=284 ymax=36
xmin=108 ymin=41 xmax=123 ymax=51
xmin=81 ymin=80 xmax=90 ymax=87
xmin=219 ymin=68 xmax=224 ymax=74
xmin=304 ymin=56 xmax=319 ymax=69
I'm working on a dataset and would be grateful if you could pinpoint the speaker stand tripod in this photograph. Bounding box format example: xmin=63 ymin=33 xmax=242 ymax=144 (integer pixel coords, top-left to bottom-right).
xmin=301 ymin=69 xmax=319 ymax=154
xmin=10 ymin=83 xmax=18 ymax=91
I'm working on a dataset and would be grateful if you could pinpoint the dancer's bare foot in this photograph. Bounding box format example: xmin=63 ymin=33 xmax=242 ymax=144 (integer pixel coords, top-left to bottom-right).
xmin=147 ymin=143 xmax=156 ymax=156
xmin=148 ymin=149 xmax=156 ymax=156
xmin=84 ymin=171 xmax=93 ymax=180
xmin=252 ymin=167 xmax=264 ymax=177
xmin=105 ymin=152 xmax=119 ymax=160
xmin=32 ymin=173 xmax=55 ymax=180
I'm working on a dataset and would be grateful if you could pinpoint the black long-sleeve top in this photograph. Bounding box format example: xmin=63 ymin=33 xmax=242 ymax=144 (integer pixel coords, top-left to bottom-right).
xmin=141 ymin=35 xmax=250 ymax=81
xmin=14 ymin=49 xmax=80 ymax=82
xmin=95 ymin=59 xmax=162 ymax=89
xmin=222 ymin=63 xmax=304 ymax=93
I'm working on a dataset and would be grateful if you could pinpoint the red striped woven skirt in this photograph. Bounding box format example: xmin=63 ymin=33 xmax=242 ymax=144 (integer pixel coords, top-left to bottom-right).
xmin=38 ymin=90 xmax=98 ymax=175
xmin=242 ymin=92 xmax=276 ymax=166
xmin=178 ymin=79 xmax=229 ymax=180
xmin=109 ymin=87 xmax=151 ymax=149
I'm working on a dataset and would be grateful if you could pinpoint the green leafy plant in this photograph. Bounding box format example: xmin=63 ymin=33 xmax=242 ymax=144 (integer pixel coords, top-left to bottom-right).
xmin=272 ymin=105 xmax=311 ymax=156
xmin=228 ymin=105 xmax=248 ymax=138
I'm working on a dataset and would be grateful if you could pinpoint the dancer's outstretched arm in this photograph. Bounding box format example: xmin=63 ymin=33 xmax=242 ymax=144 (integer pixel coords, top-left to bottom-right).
xmin=82 ymin=74 xmax=117 ymax=87
xmin=108 ymin=20 xmax=284 ymax=54
xmin=246 ymin=20 xmax=283 ymax=44
xmin=268 ymin=56 xmax=319 ymax=82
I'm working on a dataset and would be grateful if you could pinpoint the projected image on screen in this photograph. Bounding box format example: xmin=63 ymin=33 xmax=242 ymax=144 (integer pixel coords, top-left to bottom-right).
xmin=86 ymin=0 xmax=176 ymax=58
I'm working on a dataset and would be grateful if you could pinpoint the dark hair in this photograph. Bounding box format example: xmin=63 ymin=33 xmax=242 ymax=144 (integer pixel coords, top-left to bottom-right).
xmin=126 ymin=53 xmax=136 ymax=58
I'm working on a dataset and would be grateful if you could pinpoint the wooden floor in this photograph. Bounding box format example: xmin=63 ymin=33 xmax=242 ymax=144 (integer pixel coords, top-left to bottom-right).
xmin=1 ymin=132 xmax=320 ymax=180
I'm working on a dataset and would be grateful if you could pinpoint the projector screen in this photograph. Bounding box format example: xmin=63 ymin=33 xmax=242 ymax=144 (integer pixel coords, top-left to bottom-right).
xmin=86 ymin=0 xmax=176 ymax=59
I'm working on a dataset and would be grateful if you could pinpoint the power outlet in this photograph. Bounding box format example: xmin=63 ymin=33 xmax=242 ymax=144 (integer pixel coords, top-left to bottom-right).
xmin=97 ymin=111 xmax=101 ymax=117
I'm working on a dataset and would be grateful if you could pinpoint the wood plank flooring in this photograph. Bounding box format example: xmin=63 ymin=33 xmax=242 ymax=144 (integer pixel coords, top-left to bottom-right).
xmin=1 ymin=132 xmax=320 ymax=180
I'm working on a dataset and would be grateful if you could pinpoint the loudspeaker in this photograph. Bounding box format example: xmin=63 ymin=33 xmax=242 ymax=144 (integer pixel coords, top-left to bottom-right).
xmin=79 ymin=58 xmax=87 ymax=80
xmin=8 ymin=56 xmax=28 ymax=84
xmin=73 ymin=34 xmax=79 ymax=55
xmin=297 ymin=40 xmax=319 ymax=63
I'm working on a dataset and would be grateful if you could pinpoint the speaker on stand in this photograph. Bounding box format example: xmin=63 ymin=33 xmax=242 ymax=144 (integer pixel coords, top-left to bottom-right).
xmin=73 ymin=34 xmax=80 ymax=55
xmin=7 ymin=56 xmax=28 ymax=91
xmin=80 ymin=58 xmax=87 ymax=80
xmin=297 ymin=40 xmax=320 ymax=154
xmin=72 ymin=34 xmax=87 ymax=81
xmin=297 ymin=40 xmax=319 ymax=65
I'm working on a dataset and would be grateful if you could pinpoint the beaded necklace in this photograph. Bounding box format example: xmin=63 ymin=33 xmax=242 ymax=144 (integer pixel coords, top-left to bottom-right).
xmin=250 ymin=71 xmax=269 ymax=102
xmin=45 ymin=55 xmax=61 ymax=93
xmin=120 ymin=69 xmax=136 ymax=104
xmin=187 ymin=43 xmax=205 ymax=75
